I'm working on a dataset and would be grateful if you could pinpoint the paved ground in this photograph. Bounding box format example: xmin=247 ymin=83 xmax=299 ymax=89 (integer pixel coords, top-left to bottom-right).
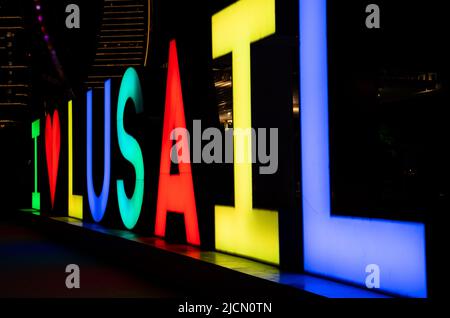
xmin=0 ymin=219 xmax=179 ymax=298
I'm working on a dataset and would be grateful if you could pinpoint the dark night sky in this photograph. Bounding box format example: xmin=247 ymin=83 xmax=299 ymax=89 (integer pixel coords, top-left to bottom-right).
xmin=36 ymin=0 xmax=103 ymax=95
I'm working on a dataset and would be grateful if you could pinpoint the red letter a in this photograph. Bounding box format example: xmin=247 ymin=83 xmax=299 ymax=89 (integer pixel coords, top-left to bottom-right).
xmin=154 ymin=40 xmax=200 ymax=246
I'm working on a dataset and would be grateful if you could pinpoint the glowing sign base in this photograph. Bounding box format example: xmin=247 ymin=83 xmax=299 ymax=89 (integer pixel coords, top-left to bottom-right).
xmin=68 ymin=100 xmax=83 ymax=219
xmin=32 ymin=192 xmax=40 ymax=210
xmin=68 ymin=195 xmax=83 ymax=219
xmin=303 ymin=212 xmax=426 ymax=297
xmin=215 ymin=206 xmax=279 ymax=265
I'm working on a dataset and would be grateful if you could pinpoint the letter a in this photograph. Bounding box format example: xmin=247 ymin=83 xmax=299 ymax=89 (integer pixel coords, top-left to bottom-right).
xmin=65 ymin=4 xmax=80 ymax=29
xmin=365 ymin=4 xmax=380 ymax=29
xmin=154 ymin=40 xmax=200 ymax=246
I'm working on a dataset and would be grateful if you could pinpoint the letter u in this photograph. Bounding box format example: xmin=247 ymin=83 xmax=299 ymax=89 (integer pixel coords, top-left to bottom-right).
xmin=86 ymin=80 xmax=111 ymax=222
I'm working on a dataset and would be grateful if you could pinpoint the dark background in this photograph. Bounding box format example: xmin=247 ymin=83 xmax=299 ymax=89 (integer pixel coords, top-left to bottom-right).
xmin=328 ymin=0 xmax=448 ymax=221
xmin=1 ymin=0 xmax=447 ymax=298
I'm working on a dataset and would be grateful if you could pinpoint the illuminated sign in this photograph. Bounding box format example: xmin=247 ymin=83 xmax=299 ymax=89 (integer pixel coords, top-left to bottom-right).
xmin=212 ymin=0 xmax=279 ymax=265
xmin=154 ymin=40 xmax=201 ymax=246
xmin=86 ymin=81 xmax=111 ymax=222
xmin=68 ymin=100 xmax=83 ymax=219
xmin=45 ymin=109 xmax=61 ymax=209
xmin=25 ymin=1 xmax=429 ymax=298
xmin=299 ymin=0 xmax=427 ymax=297
xmin=31 ymin=119 xmax=40 ymax=210
xmin=116 ymin=68 xmax=145 ymax=230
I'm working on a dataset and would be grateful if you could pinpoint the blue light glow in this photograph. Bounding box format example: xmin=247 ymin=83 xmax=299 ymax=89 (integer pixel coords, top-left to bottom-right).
xmin=300 ymin=0 xmax=427 ymax=298
xmin=86 ymin=80 xmax=111 ymax=222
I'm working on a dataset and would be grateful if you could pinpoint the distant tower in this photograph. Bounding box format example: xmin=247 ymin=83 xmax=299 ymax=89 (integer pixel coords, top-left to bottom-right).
xmin=0 ymin=0 xmax=31 ymax=128
xmin=85 ymin=0 xmax=151 ymax=90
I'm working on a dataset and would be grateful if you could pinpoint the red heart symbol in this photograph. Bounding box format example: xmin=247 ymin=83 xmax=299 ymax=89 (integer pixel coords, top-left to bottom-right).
xmin=45 ymin=110 xmax=61 ymax=209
